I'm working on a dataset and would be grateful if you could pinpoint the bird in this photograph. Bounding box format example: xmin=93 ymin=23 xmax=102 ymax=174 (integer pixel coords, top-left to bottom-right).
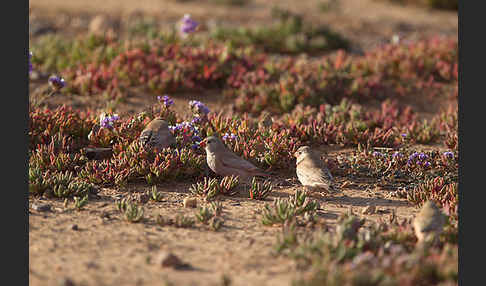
xmin=201 ymin=136 xmax=269 ymax=181
xmin=413 ymin=200 xmax=446 ymax=245
xmin=294 ymin=146 xmax=337 ymax=194
xmin=139 ymin=117 xmax=176 ymax=150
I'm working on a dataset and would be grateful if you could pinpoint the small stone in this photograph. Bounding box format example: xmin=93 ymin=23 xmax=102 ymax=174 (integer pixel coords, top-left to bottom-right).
xmin=86 ymin=262 xmax=99 ymax=269
xmin=58 ymin=277 xmax=75 ymax=286
xmin=32 ymin=203 xmax=51 ymax=212
xmin=158 ymin=252 xmax=185 ymax=269
xmin=362 ymin=205 xmax=376 ymax=215
xmin=71 ymin=224 xmax=79 ymax=231
xmin=183 ymin=197 xmax=197 ymax=208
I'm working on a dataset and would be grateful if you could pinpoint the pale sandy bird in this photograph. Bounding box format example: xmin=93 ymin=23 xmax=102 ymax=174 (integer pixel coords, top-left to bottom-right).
xmin=201 ymin=136 xmax=269 ymax=181
xmin=413 ymin=200 xmax=446 ymax=245
xmin=139 ymin=117 xmax=176 ymax=150
xmin=294 ymin=146 xmax=337 ymax=194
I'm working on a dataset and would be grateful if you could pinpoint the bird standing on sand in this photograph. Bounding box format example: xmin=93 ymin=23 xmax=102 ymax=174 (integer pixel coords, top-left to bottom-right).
xmin=413 ymin=200 xmax=446 ymax=245
xmin=201 ymin=136 xmax=269 ymax=181
xmin=294 ymin=146 xmax=337 ymax=194
xmin=139 ymin=118 xmax=176 ymax=150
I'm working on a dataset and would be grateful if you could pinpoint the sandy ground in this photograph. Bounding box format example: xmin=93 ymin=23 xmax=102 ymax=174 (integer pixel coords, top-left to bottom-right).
xmin=29 ymin=1 xmax=457 ymax=285
xmin=29 ymin=0 xmax=458 ymax=51
xmin=29 ymin=162 xmax=416 ymax=286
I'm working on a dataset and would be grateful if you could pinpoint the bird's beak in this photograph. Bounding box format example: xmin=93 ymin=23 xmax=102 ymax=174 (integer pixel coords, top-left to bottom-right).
xmin=199 ymin=138 xmax=207 ymax=148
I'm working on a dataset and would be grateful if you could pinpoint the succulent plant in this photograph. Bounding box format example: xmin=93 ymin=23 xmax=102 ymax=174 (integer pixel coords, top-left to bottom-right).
xmin=248 ymin=177 xmax=273 ymax=200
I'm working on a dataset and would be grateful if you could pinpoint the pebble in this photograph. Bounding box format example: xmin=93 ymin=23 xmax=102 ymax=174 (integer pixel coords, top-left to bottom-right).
xmin=58 ymin=277 xmax=75 ymax=286
xmin=70 ymin=224 xmax=79 ymax=231
xmin=158 ymin=252 xmax=186 ymax=269
xmin=183 ymin=197 xmax=197 ymax=208
xmin=31 ymin=203 xmax=51 ymax=212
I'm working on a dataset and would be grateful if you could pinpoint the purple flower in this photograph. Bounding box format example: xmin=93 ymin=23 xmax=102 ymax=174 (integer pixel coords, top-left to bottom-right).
xmin=407 ymin=152 xmax=419 ymax=165
xmin=189 ymin=100 xmax=210 ymax=115
xmin=29 ymin=51 xmax=33 ymax=74
xmin=409 ymin=152 xmax=419 ymax=160
xmin=372 ymin=151 xmax=384 ymax=157
xmin=392 ymin=152 xmax=402 ymax=158
xmin=401 ymin=133 xmax=407 ymax=138
xmin=424 ymin=161 xmax=431 ymax=168
xmin=171 ymin=121 xmax=198 ymax=134
xmin=443 ymin=151 xmax=454 ymax=159
xmin=99 ymin=113 xmax=119 ymax=129
xmin=191 ymin=143 xmax=200 ymax=150
xmin=418 ymin=153 xmax=428 ymax=160
xmin=192 ymin=135 xmax=202 ymax=142
xmin=180 ymin=14 xmax=198 ymax=36
xmin=48 ymin=75 xmax=66 ymax=90
xmin=222 ymin=133 xmax=237 ymax=141
xmin=191 ymin=116 xmax=202 ymax=125
xmin=158 ymin=95 xmax=174 ymax=107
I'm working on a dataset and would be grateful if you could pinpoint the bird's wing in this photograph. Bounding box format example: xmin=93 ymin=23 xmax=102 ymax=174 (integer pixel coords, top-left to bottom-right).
xmin=165 ymin=133 xmax=176 ymax=146
xmin=219 ymin=151 xmax=262 ymax=172
xmin=300 ymin=158 xmax=333 ymax=182
xmin=139 ymin=129 xmax=153 ymax=146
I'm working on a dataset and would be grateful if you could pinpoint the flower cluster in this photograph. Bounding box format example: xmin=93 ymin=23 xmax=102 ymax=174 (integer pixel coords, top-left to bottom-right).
xmin=180 ymin=14 xmax=199 ymax=37
xmin=48 ymin=75 xmax=66 ymax=91
xmin=169 ymin=121 xmax=202 ymax=149
xmin=191 ymin=116 xmax=202 ymax=125
xmin=372 ymin=151 xmax=385 ymax=157
xmin=100 ymin=113 xmax=120 ymax=130
xmin=392 ymin=151 xmax=403 ymax=159
xmin=407 ymin=152 xmax=431 ymax=168
xmin=443 ymin=151 xmax=454 ymax=159
xmin=29 ymin=51 xmax=33 ymax=74
xmin=222 ymin=133 xmax=237 ymax=141
xmin=189 ymin=100 xmax=210 ymax=116
xmin=157 ymin=95 xmax=174 ymax=108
